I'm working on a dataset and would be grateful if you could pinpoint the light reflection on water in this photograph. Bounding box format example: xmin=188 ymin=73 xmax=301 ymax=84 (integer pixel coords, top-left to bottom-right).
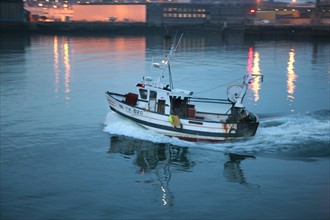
xmin=287 ymin=48 xmax=297 ymax=112
xmin=63 ymin=41 xmax=71 ymax=96
xmin=246 ymin=46 xmax=298 ymax=110
xmin=53 ymin=36 xmax=59 ymax=93
xmin=108 ymin=136 xmax=181 ymax=207
xmin=246 ymin=47 xmax=262 ymax=102
xmin=35 ymin=33 xmax=329 ymax=116
xmin=108 ymin=136 xmax=259 ymax=207
xmin=53 ymin=36 xmax=72 ymax=100
xmin=47 ymin=34 xmax=319 ymax=115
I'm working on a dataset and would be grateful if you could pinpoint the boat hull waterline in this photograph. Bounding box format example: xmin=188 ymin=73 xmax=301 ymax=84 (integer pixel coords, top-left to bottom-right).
xmin=106 ymin=92 xmax=259 ymax=142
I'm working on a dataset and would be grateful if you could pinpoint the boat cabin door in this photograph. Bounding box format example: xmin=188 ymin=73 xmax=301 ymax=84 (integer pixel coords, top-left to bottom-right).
xmin=149 ymin=91 xmax=157 ymax=112
xmin=157 ymin=100 xmax=165 ymax=114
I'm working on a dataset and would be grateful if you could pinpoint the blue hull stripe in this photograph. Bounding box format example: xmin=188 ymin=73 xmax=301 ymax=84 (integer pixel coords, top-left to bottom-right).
xmin=109 ymin=106 xmax=258 ymax=138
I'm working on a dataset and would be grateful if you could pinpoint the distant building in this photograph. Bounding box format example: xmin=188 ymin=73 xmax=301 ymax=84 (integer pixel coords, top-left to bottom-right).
xmin=0 ymin=0 xmax=27 ymax=24
xmin=72 ymin=2 xmax=256 ymax=25
xmin=149 ymin=2 xmax=256 ymax=25
xmin=72 ymin=4 xmax=146 ymax=22
xmin=253 ymin=0 xmax=330 ymax=25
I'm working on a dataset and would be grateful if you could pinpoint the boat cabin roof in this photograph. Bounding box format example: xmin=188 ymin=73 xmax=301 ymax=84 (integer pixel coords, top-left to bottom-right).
xmin=136 ymin=79 xmax=193 ymax=98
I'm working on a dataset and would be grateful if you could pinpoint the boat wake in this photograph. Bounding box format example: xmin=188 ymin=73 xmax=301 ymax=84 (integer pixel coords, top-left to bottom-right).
xmin=103 ymin=111 xmax=193 ymax=147
xmin=103 ymin=110 xmax=330 ymax=157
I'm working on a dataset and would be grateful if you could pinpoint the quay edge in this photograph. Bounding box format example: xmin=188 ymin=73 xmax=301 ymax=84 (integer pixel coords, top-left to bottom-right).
xmin=22 ymin=22 xmax=330 ymax=38
xmin=1 ymin=21 xmax=329 ymax=39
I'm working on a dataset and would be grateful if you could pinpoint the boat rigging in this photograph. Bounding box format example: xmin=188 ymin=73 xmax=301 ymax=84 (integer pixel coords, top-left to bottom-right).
xmin=105 ymin=35 xmax=264 ymax=142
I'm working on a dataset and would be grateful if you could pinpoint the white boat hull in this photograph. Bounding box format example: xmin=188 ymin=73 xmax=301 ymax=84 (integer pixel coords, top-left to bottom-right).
xmin=106 ymin=92 xmax=259 ymax=142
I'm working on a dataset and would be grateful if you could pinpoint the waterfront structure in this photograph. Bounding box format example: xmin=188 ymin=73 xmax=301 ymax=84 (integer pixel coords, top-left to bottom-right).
xmin=71 ymin=2 xmax=255 ymax=25
xmin=0 ymin=0 xmax=28 ymax=29
xmin=254 ymin=0 xmax=330 ymax=25
xmin=147 ymin=2 xmax=255 ymax=25
xmin=72 ymin=4 xmax=146 ymax=22
xmin=26 ymin=6 xmax=73 ymax=22
xmin=6 ymin=0 xmax=327 ymax=33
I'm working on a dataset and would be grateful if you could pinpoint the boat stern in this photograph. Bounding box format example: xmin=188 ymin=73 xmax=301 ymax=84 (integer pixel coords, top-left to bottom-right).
xmin=237 ymin=122 xmax=259 ymax=137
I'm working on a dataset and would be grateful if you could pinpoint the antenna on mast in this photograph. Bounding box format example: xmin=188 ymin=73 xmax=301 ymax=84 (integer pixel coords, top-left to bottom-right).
xmin=157 ymin=32 xmax=183 ymax=90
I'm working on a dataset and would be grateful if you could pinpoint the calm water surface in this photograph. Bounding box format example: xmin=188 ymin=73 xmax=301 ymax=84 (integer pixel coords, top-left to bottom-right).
xmin=1 ymin=32 xmax=329 ymax=220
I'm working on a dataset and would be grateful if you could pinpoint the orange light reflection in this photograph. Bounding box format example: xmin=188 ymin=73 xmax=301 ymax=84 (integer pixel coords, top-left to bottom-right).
xmin=247 ymin=47 xmax=262 ymax=102
xmin=247 ymin=47 xmax=253 ymax=74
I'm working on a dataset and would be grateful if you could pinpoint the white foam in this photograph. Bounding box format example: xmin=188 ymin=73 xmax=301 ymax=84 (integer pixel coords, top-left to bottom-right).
xmin=224 ymin=113 xmax=330 ymax=154
xmin=103 ymin=111 xmax=194 ymax=147
xmin=103 ymin=111 xmax=329 ymax=154
xmin=259 ymin=114 xmax=329 ymax=143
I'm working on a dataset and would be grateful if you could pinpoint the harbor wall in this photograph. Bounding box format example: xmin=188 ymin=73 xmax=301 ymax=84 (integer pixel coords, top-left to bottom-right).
xmin=22 ymin=21 xmax=330 ymax=39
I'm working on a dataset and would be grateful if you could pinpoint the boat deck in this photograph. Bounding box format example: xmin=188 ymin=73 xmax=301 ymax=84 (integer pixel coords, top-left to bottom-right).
xmin=194 ymin=112 xmax=229 ymax=122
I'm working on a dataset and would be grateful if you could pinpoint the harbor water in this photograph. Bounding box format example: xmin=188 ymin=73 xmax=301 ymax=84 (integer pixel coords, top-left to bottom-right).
xmin=1 ymin=32 xmax=329 ymax=220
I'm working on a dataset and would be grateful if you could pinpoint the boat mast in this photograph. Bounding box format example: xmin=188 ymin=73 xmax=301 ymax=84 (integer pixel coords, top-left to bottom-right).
xmin=168 ymin=61 xmax=174 ymax=90
xmin=157 ymin=33 xmax=183 ymax=90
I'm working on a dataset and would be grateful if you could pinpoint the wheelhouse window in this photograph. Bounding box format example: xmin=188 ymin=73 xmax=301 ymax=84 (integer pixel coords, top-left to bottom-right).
xmin=150 ymin=91 xmax=157 ymax=99
xmin=139 ymin=89 xmax=148 ymax=99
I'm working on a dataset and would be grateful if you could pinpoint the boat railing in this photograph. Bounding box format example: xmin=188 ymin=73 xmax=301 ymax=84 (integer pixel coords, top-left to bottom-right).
xmin=106 ymin=91 xmax=146 ymax=105
xmin=106 ymin=91 xmax=124 ymax=97
xmin=189 ymin=97 xmax=232 ymax=105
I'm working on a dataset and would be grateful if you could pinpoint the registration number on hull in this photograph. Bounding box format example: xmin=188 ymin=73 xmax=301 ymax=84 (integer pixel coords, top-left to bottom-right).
xmin=119 ymin=104 xmax=143 ymax=115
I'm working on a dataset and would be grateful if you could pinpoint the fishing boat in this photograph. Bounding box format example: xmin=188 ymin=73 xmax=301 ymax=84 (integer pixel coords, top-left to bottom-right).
xmin=105 ymin=35 xmax=263 ymax=142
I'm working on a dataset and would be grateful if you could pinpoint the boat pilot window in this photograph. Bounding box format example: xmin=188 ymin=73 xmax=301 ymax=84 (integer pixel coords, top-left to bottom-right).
xmin=150 ymin=91 xmax=157 ymax=99
xmin=139 ymin=89 xmax=148 ymax=99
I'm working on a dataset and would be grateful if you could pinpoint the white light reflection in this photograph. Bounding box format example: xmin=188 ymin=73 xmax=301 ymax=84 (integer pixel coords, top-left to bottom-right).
xmin=63 ymin=41 xmax=71 ymax=99
xmin=287 ymin=49 xmax=297 ymax=112
xmin=53 ymin=36 xmax=71 ymax=101
xmin=247 ymin=47 xmax=262 ymax=102
xmin=161 ymin=186 xmax=167 ymax=206
xmin=54 ymin=36 xmax=59 ymax=93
